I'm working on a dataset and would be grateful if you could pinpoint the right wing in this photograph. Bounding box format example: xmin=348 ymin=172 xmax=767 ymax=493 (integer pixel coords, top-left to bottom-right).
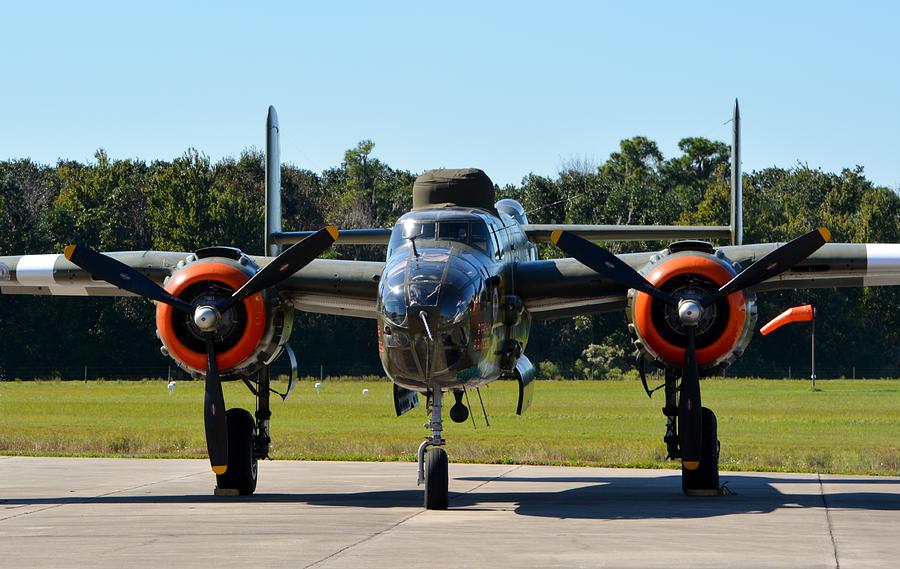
xmin=521 ymin=224 xmax=731 ymax=243
xmin=0 ymin=251 xmax=384 ymax=320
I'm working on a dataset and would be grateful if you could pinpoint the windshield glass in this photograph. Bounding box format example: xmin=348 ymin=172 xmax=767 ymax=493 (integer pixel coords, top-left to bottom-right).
xmin=379 ymin=251 xmax=481 ymax=326
xmin=388 ymin=217 xmax=492 ymax=254
xmin=403 ymin=220 xmax=436 ymax=240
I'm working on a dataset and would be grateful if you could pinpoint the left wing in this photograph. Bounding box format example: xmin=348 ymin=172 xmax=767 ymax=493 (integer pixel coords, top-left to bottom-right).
xmin=511 ymin=243 xmax=900 ymax=321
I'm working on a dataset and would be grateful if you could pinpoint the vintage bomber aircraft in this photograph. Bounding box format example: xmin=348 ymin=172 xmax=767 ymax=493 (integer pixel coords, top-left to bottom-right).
xmin=3 ymin=104 xmax=900 ymax=509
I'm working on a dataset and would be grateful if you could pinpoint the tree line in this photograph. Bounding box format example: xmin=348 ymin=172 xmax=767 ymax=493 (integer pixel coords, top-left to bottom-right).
xmin=1 ymin=136 xmax=899 ymax=379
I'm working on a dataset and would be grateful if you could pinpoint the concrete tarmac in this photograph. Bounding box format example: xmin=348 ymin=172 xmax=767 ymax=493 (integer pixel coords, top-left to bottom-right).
xmin=1 ymin=457 xmax=898 ymax=568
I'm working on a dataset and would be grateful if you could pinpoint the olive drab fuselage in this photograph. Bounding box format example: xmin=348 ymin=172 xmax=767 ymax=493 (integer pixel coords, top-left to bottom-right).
xmin=376 ymin=206 xmax=535 ymax=392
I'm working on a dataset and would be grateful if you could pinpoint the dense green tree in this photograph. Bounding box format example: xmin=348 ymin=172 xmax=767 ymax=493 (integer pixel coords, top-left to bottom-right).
xmin=146 ymin=150 xmax=218 ymax=251
xmin=0 ymin=159 xmax=60 ymax=254
xmin=49 ymin=150 xmax=152 ymax=251
xmin=2 ymin=136 xmax=900 ymax=379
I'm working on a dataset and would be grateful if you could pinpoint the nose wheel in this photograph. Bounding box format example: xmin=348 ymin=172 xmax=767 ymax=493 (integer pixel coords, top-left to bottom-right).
xmin=417 ymin=388 xmax=449 ymax=510
xmin=424 ymin=447 xmax=448 ymax=509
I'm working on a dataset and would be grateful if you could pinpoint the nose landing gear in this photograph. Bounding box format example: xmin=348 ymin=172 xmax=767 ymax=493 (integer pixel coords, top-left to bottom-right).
xmin=417 ymin=388 xmax=449 ymax=509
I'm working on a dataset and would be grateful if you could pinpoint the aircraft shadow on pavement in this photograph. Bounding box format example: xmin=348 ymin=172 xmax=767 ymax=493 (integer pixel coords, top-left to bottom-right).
xmin=2 ymin=473 xmax=898 ymax=520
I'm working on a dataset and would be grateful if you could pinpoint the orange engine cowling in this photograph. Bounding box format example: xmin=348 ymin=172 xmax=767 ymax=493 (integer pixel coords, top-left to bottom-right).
xmin=626 ymin=243 xmax=757 ymax=372
xmin=155 ymin=250 xmax=294 ymax=379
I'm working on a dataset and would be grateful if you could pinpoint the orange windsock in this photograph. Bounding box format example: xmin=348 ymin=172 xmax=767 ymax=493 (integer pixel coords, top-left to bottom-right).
xmin=760 ymin=305 xmax=815 ymax=336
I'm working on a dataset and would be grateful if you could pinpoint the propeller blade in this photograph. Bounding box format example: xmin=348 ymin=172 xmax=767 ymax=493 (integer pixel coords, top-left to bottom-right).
xmin=219 ymin=226 xmax=338 ymax=312
xmin=204 ymin=333 xmax=228 ymax=475
xmin=64 ymin=244 xmax=194 ymax=313
xmin=702 ymin=227 xmax=830 ymax=307
xmin=678 ymin=326 xmax=702 ymax=470
xmin=551 ymin=230 xmax=678 ymax=307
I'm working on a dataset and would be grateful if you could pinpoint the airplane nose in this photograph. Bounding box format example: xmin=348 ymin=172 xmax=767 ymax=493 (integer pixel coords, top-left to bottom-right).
xmin=378 ymin=250 xmax=481 ymax=383
xmin=382 ymin=300 xmax=474 ymax=382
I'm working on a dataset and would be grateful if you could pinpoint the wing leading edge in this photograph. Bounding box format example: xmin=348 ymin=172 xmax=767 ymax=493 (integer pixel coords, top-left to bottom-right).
xmin=511 ymin=243 xmax=900 ymax=321
xmin=0 ymin=252 xmax=384 ymax=319
xmin=5 ymin=242 xmax=900 ymax=322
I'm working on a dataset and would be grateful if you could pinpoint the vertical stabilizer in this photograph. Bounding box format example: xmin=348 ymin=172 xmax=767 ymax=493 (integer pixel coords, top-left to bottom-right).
xmin=265 ymin=106 xmax=282 ymax=256
xmin=730 ymin=99 xmax=743 ymax=245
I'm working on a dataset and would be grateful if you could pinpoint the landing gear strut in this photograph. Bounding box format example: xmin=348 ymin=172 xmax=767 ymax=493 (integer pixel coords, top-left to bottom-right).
xmin=253 ymin=365 xmax=273 ymax=460
xmin=417 ymin=388 xmax=448 ymax=510
xmin=659 ymin=366 xmax=722 ymax=496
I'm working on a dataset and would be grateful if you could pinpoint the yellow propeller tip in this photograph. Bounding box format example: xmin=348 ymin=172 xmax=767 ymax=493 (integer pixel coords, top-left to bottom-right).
xmin=682 ymin=460 xmax=700 ymax=471
xmin=63 ymin=244 xmax=76 ymax=260
xmin=212 ymin=465 xmax=227 ymax=475
xmin=817 ymin=227 xmax=831 ymax=242
xmin=550 ymin=229 xmax=563 ymax=245
xmin=326 ymin=225 xmax=339 ymax=240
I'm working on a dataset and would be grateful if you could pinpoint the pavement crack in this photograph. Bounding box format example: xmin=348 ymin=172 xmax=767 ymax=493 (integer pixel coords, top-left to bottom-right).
xmin=453 ymin=464 xmax=523 ymax=498
xmin=301 ymin=465 xmax=523 ymax=568
xmin=301 ymin=509 xmax=423 ymax=569
xmin=0 ymin=467 xmax=208 ymax=523
xmin=817 ymin=473 xmax=841 ymax=569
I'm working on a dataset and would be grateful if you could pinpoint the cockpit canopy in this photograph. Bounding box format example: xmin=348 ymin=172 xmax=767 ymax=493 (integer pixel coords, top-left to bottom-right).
xmin=387 ymin=211 xmax=493 ymax=256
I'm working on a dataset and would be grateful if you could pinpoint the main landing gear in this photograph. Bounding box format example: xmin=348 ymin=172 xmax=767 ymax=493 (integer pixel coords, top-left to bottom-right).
xmin=216 ymin=408 xmax=258 ymax=495
xmin=417 ymin=388 xmax=449 ymax=509
xmin=660 ymin=368 xmax=722 ymax=496
xmin=215 ymin=366 xmax=275 ymax=496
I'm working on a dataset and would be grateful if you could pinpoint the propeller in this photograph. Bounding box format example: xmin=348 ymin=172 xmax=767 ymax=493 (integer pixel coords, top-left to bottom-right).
xmin=551 ymin=227 xmax=830 ymax=469
xmin=550 ymin=230 xmax=678 ymax=307
xmin=701 ymin=228 xmax=830 ymax=307
xmin=204 ymin=332 xmax=228 ymax=474
xmin=64 ymin=244 xmax=194 ymax=313
xmin=678 ymin=315 xmax=702 ymax=468
xmin=64 ymin=226 xmax=339 ymax=473
xmin=219 ymin=226 xmax=338 ymax=313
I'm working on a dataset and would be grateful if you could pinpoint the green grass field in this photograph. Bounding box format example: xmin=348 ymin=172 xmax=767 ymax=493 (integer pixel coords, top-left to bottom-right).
xmin=1 ymin=378 xmax=898 ymax=475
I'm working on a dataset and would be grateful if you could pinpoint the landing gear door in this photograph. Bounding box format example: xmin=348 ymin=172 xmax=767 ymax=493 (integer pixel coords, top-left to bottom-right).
xmin=282 ymin=344 xmax=300 ymax=401
xmin=515 ymin=354 xmax=535 ymax=415
xmin=394 ymin=384 xmax=420 ymax=416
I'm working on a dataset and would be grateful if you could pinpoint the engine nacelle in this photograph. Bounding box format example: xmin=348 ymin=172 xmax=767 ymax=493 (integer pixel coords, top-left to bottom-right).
xmin=155 ymin=248 xmax=293 ymax=379
xmin=626 ymin=242 xmax=757 ymax=372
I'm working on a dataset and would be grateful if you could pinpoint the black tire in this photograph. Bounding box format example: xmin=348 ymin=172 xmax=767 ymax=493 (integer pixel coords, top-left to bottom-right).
xmin=424 ymin=447 xmax=449 ymax=510
xmin=682 ymin=407 xmax=720 ymax=495
xmin=216 ymin=408 xmax=258 ymax=496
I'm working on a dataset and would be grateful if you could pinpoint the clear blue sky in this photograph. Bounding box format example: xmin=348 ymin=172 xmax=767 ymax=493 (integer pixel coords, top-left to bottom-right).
xmin=2 ymin=1 xmax=898 ymax=190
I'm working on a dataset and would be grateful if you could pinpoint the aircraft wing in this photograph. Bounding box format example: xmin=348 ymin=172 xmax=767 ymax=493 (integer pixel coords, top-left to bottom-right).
xmin=520 ymin=224 xmax=732 ymax=243
xmin=0 ymin=252 xmax=384 ymax=319
xmin=272 ymin=225 xmax=735 ymax=246
xmin=513 ymin=243 xmax=900 ymax=321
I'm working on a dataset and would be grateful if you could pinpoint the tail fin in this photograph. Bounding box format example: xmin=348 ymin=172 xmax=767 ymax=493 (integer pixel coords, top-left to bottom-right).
xmin=730 ymin=99 xmax=742 ymax=245
xmin=265 ymin=106 xmax=282 ymax=256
